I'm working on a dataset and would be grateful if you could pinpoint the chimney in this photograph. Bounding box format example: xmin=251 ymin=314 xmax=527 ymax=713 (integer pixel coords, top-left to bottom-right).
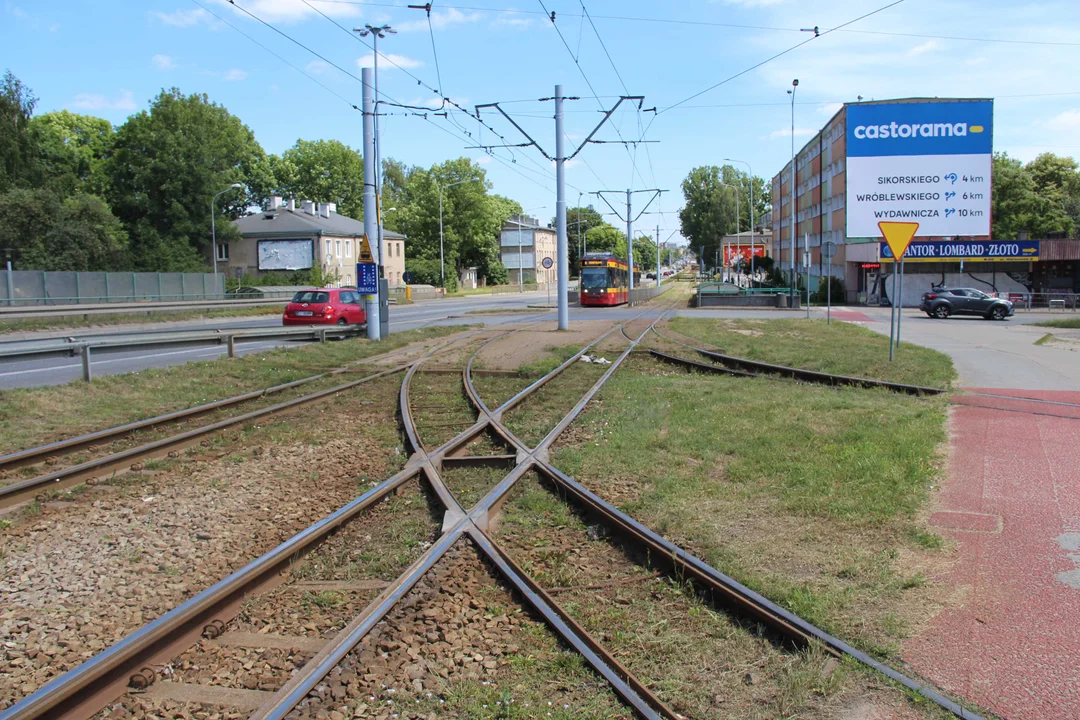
xmin=287 ymin=198 xmax=296 ymax=211
xmin=326 ymin=202 xmax=336 ymax=215
xmin=318 ymin=203 xmax=329 ymax=218
xmin=268 ymin=195 xmax=282 ymax=210
xmin=301 ymin=200 xmax=315 ymax=215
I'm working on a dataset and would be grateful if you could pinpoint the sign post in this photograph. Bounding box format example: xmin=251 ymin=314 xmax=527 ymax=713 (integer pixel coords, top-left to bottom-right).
xmin=822 ymin=241 xmax=837 ymax=325
xmin=542 ymin=256 xmax=553 ymax=306
xmin=356 ymin=233 xmax=379 ymax=337
xmin=878 ymin=221 xmax=919 ymax=361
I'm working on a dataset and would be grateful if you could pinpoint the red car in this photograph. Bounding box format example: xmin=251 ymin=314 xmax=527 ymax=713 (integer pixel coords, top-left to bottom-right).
xmin=282 ymin=288 xmax=366 ymax=326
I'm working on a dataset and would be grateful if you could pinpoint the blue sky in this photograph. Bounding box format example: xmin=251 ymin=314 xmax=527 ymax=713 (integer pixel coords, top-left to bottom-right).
xmin=4 ymin=0 xmax=1080 ymax=245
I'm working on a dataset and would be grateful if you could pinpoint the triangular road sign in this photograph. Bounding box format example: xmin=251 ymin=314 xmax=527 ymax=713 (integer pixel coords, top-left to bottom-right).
xmin=358 ymin=234 xmax=374 ymax=263
xmin=878 ymin=221 xmax=919 ymax=260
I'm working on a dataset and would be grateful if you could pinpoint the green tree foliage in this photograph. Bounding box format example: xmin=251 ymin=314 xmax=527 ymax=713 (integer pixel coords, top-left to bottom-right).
xmin=584 ymin=223 xmax=624 ymax=255
xmin=0 ymin=70 xmax=38 ymax=191
xmin=632 ymin=234 xmax=657 ymax=271
xmin=266 ymin=139 xmax=366 ymax=219
xmin=30 ymin=110 xmax=114 ymax=195
xmin=679 ymin=165 xmax=756 ymax=267
xmin=992 ymin=152 xmax=1078 ymax=239
xmin=0 ymin=188 xmax=127 ymax=270
xmin=563 ymin=205 xmax=605 ymax=269
xmin=107 ymin=88 xmax=266 ymax=271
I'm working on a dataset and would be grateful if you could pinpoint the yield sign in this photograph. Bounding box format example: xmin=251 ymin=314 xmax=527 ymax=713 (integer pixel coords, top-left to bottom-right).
xmin=878 ymin=221 xmax=919 ymax=260
xmin=358 ymin=234 xmax=374 ymax=263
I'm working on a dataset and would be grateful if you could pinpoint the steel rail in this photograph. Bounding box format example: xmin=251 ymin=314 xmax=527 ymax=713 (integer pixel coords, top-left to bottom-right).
xmin=650 ymin=326 xmax=945 ymax=396
xmin=0 ymin=366 xmax=405 ymax=510
xmin=467 ymin=308 xmax=984 ymax=720
xmin=0 ymin=332 xmax=498 ymax=720
xmin=252 ymin=310 xmax=678 ymax=720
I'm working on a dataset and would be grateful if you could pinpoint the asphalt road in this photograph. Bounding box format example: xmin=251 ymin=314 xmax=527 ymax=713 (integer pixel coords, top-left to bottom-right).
xmin=0 ymin=292 xmax=554 ymax=389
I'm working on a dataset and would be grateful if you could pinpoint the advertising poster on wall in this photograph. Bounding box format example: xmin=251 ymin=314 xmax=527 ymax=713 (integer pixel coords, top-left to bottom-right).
xmin=723 ymin=245 xmax=766 ymax=267
xmin=846 ymin=100 xmax=993 ymax=238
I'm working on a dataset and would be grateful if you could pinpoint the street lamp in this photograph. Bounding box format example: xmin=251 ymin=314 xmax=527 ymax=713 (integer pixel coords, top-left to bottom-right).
xmin=517 ymin=205 xmax=547 ymax=292
xmin=787 ymin=78 xmax=798 ymax=302
xmin=211 ymin=183 xmax=243 ymax=278
xmin=354 ymin=24 xmax=396 ymax=282
xmin=434 ymin=177 xmax=482 ymax=291
xmin=724 ymin=157 xmax=755 ymax=284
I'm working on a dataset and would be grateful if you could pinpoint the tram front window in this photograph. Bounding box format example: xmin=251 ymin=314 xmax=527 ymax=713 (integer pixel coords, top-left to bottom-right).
xmin=581 ymin=268 xmax=609 ymax=290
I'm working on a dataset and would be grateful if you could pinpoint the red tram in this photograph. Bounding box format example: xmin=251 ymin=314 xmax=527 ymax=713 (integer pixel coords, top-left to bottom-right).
xmin=579 ymin=253 xmax=630 ymax=306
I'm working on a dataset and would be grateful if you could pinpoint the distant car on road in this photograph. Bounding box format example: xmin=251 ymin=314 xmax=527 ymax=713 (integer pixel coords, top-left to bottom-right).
xmin=283 ymin=288 xmax=366 ymax=326
xmin=919 ymin=287 xmax=1014 ymax=320
xmin=645 ymin=272 xmax=656 ymax=279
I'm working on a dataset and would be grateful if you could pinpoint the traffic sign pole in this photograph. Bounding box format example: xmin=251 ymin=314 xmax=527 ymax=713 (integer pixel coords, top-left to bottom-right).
xmin=878 ymin=221 xmax=919 ymax=361
xmin=361 ymin=67 xmax=381 ymax=341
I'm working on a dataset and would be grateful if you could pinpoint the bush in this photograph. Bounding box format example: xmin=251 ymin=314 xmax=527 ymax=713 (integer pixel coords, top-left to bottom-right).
xmin=812 ymin=276 xmax=846 ymax=304
xmin=405 ymin=257 xmax=457 ymax=292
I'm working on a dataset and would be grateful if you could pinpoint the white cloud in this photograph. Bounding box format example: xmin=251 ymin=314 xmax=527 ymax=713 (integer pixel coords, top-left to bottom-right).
xmin=152 ymin=8 xmax=208 ymax=27
xmin=396 ymin=8 xmax=482 ymax=32
xmin=223 ymin=68 xmax=248 ymax=81
xmin=907 ymin=40 xmax=941 ymax=57
xmin=1042 ymin=109 xmax=1080 ymax=133
xmin=11 ymin=5 xmax=27 ymax=18
xmin=306 ymin=60 xmax=330 ymax=75
xmin=476 ymin=156 xmax=493 ymax=165
xmin=72 ymin=91 xmax=137 ymax=112
xmin=492 ymin=13 xmax=533 ymax=29
xmin=356 ymin=53 xmax=423 ymax=70
xmin=211 ymin=0 xmax=358 ymax=24
xmin=767 ymin=128 xmax=816 ymax=140
xmin=152 ymin=54 xmax=176 ymax=71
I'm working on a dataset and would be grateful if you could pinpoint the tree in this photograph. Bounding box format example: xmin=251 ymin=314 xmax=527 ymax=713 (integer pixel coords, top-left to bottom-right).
xmin=1027 ymin=152 xmax=1080 ymax=233
xmin=562 ymin=205 xmax=605 ymax=269
xmin=30 ymin=110 xmax=114 ymax=196
xmin=0 ymin=188 xmax=127 ymax=270
xmin=0 ymin=70 xmax=38 ymax=191
xmin=678 ymin=165 xmax=742 ymax=268
xmin=632 ymin=234 xmax=657 ymax=271
xmin=273 ymin=139 xmax=366 ymax=219
xmin=991 ymin=152 xmax=1073 ymax=239
xmin=107 ymin=88 xmax=267 ymax=271
xmin=584 ymin=224 xmax=624 ymax=255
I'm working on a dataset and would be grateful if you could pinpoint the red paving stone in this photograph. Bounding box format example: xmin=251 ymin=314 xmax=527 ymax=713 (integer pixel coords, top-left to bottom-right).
xmin=828 ymin=310 xmax=875 ymax=322
xmin=903 ymin=389 xmax=1080 ymax=720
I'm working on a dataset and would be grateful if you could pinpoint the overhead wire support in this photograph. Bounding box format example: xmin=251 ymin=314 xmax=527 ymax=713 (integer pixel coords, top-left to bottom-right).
xmin=591 ymin=189 xmax=666 ymax=305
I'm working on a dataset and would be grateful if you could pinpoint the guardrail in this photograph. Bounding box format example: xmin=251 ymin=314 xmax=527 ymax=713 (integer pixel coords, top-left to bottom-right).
xmin=0 ymin=324 xmax=364 ymax=382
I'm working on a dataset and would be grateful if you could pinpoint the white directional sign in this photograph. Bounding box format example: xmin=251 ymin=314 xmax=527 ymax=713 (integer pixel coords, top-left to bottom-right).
xmin=846 ymin=100 xmax=993 ymax=238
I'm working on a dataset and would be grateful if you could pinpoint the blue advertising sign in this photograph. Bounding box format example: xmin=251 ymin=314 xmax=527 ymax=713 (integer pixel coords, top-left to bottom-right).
xmin=846 ymin=100 xmax=994 ymax=238
xmin=356 ymin=262 xmax=378 ymax=294
xmin=880 ymin=240 xmax=1038 ymax=263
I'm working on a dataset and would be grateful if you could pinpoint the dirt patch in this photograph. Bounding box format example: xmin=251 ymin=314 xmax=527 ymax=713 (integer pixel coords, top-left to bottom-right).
xmin=475 ymin=320 xmax=616 ymax=371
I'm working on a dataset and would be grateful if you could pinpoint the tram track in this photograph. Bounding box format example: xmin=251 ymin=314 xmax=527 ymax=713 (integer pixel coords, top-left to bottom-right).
xmin=0 ymin=295 xmax=985 ymax=720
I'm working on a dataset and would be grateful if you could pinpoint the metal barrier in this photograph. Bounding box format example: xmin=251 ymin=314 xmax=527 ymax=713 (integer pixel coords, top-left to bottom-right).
xmin=1 ymin=270 xmax=226 ymax=306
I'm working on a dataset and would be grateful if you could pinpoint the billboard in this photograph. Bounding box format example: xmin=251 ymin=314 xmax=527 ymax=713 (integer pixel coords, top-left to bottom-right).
xmin=880 ymin=239 xmax=1038 ymax=263
xmin=846 ymin=100 xmax=993 ymax=238
xmin=723 ymin=245 xmax=766 ymax=266
xmin=257 ymin=239 xmax=314 ymax=271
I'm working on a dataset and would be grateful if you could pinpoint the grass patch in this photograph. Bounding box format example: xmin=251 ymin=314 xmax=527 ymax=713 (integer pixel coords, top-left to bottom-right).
xmin=472 ymin=343 xmax=580 ymax=411
xmin=503 ymin=359 xmax=607 ymax=447
xmin=669 ymin=317 xmax=956 ymax=387
xmin=0 ymin=305 xmax=282 ymax=334
xmin=553 ymin=353 xmax=952 ymax=658
xmin=1031 ymin=317 xmax=1080 ymax=329
xmin=1034 ymin=333 xmax=1055 ymax=346
xmin=0 ymin=325 xmax=466 ymax=455
xmin=441 ymin=464 xmax=510 ymax=508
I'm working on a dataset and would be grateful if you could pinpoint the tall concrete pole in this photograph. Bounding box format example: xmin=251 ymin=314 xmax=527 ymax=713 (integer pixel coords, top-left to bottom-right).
xmin=656 ymin=225 xmax=661 ymax=288
xmin=626 ymin=189 xmax=634 ymax=303
xmin=555 ymin=85 xmax=569 ymax=330
xmin=362 ymin=67 xmax=380 ymax=341
xmin=789 ymin=79 xmax=798 ymax=302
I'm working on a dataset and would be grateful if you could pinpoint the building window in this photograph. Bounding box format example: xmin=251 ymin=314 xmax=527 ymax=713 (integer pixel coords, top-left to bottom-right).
xmin=216 ymin=243 xmax=229 ymax=261
xmin=336 ymin=240 xmax=342 ymax=259
xmin=325 ymin=239 xmax=332 ymax=258
xmin=345 ymin=240 xmax=352 ymax=257
xmin=396 ymin=242 xmax=401 ymax=257
xmin=345 ymin=274 xmax=352 ymax=285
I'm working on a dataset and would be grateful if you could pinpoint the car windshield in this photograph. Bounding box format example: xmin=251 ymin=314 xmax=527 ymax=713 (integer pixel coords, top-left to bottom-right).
xmin=292 ymin=291 xmax=329 ymax=303
xmin=581 ymin=268 xmax=609 ymax=289
xmin=968 ymin=290 xmax=989 ymax=299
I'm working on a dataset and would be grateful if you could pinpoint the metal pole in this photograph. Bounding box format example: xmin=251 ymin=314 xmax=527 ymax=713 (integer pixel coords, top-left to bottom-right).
xmin=555 ymin=84 xmax=569 ymax=330
xmin=438 ymin=186 xmax=445 ymax=291
xmin=896 ymin=257 xmax=905 ymax=348
xmin=789 ymin=81 xmax=797 ymax=302
xmin=626 ymin=189 xmax=634 ymax=305
xmin=889 ymin=264 xmax=897 ymax=362
xmin=805 ymin=232 xmax=810 ymax=318
xmin=656 ymin=225 xmax=661 ymax=289
xmin=827 ymin=254 xmax=832 ymax=324
xmin=5 ymin=259 xmax=13 ymax=306
xmin=748 ymin=169 xmax=755 ymax=286
xmin=81 ymin=345 xmax=92 ymax=383
xmin=518 ymin=219 xmax=523 ymax=292
xmin=361 ymin=67 xmax=380 ymax=341
xmin=373 ymin=34 xmax=384 ymax=287
xmin=211 ymin=195 xmax=218 ymax=276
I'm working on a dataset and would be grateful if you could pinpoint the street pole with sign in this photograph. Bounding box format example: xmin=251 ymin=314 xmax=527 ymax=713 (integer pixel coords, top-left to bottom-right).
xmin=879 ymin=221 xmax=918 ymax=361
xmin=823 ymin=241 xmax=837 ymax=324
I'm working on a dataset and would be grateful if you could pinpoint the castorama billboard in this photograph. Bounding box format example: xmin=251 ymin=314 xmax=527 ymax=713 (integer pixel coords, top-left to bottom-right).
xmin=845 ymin=100 xmax=993 ymax=238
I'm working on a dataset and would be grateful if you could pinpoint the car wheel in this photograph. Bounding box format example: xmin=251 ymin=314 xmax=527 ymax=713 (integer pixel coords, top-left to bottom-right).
xmin=933 ymin=305 xmax=950 ymax=319
xmin=990 ymin=306 xmax=1007 ymax=321
xmin=337 ymin=317 xmax=348 ymax=326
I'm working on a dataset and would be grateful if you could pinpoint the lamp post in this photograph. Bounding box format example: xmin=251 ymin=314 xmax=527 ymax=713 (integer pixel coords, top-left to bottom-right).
xmin=354 ymin=23 xmax=396 ymax=283
xmin=724 ymin=157 xmax=755 ymax=285
xmin=517 ymin=205 xmax=547 ymax=292
xmin=211 ymin=183 xmax=243 ymax=280
xmin=435 ymin=177 xmax=482 ymax=291
xmin=787 ymin=79 xmax=798 ymax=302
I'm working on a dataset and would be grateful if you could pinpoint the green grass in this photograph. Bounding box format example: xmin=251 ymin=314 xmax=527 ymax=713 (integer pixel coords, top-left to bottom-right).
xmin=0 ymin=325 xmax=466 ymax=455
xmin=0 ymin=305 xmax=283 ymax=334
xmin=669 ymin=317 xmax=956 ymax=388
xmin=1031 ymin=317 xmax=1080 ymax=329
xmin=1034 ymin=333 xmax=1055 ymax=346
xmin=553 ymin=353 xmax=952 ymax=657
